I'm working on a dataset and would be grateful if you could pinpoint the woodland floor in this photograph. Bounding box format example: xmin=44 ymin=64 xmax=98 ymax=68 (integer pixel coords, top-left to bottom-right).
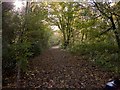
xmin=3 ymin=46 xmax=116 ymax=89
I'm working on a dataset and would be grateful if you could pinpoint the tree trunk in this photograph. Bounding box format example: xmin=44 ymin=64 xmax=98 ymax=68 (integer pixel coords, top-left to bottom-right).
xmin=16 ymin=61 xmax=20 ymax=88
xmin=81 ymin=33 xmax=84 ymax=42
xmin=16 ymin=2 xmax=29 ymax=88
xmin=110 ymin=16 xmax=120 ymax=52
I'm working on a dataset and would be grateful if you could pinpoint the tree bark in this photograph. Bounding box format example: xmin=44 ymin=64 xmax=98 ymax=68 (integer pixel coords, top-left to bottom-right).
xmin=110 ymin=16 xmax=120 ymax=52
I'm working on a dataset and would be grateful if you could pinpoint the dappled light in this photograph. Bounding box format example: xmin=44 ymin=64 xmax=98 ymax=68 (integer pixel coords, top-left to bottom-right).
xmin=2 ymin=1 xmax=120 ymax=89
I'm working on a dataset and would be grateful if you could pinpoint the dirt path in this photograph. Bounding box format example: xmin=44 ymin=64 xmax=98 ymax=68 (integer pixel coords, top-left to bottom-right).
xmin=19 ymin=46 xmax=115 ymax=88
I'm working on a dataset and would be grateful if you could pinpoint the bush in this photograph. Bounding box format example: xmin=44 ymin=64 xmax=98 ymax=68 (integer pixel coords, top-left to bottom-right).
xmin=2 ymin=45 xmax=16 ymax=77
xmin=69 ymin=41 xmax=120 ymax=73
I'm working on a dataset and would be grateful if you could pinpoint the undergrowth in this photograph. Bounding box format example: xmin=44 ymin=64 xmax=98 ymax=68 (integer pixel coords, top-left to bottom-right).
xmin=68 ymin=42 xmax=120 ymax=74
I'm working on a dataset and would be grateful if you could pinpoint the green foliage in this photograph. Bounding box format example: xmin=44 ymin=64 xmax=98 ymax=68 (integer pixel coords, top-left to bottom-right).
xmin=49 ymin=31 xmax=61 ymax=46
xmin=2 ymin=45 xmax=16 ymax=75
xmin=64 ymin=2 xmax=120 ymax=73
xmin=2 ymin=2 xmax=52 ymax=78
xmin=69 ymin=41 xmax=120 ymax=73
xmin=3 ymin=2 xmax=120 ymax=80
xmin=47 ymin=2 xmax=120 ymax=73
xmin=70 ymin=42 xmax=117 ymax=53
xmin=94 ymin=52 xmax=120 ymax=73
xmin=48 ymin=2 xmax=80 ymax=48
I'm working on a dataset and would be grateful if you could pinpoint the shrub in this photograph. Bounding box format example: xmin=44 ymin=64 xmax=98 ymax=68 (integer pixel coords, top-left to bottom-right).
xmin=69 ymin=41 xmax=120 ymax=73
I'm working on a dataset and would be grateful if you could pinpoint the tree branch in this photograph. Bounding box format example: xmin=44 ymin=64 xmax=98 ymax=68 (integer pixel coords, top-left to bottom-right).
xmin=99 ymin=26 xmax=113 ymax=35
xmin=93 ymin=2 xmax=110 ymax=19
xmin=112 ymin=12 xmax=120 ymax=17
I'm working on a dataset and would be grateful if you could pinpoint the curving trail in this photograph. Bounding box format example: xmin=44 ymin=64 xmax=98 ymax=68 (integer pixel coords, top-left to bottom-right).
xmin=20 ymin=46 xmax=115 ymax=88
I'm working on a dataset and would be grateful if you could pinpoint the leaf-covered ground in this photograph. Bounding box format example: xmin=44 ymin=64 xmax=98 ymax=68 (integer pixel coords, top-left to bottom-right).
xmin=3 ymin=46 xmax=117 ymax=88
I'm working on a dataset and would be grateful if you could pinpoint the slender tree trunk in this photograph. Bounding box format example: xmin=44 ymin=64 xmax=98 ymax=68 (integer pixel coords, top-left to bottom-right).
xmin=16 ymin=61 xmax=20 ymax=88
xmin=110 ymin=16 xmax=120 ymax=51
xmin=81 ymin=33 xmax=84 ymax=42
xmin=71 ymin=29 xmax=75 ymax=45
xmin=16 ymin=1 xmax=29 ymax=88
xmin=62 ymin=30 xmax=67 ymax=49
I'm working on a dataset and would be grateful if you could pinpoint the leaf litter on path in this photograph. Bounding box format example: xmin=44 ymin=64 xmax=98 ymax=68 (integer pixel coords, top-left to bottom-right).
xmin=3 ymin=46 xmax=117 ymax=88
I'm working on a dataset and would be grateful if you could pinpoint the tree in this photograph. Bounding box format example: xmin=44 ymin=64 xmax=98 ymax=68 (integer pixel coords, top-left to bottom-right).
xmin=48 ymin=2 xmax=81 ymax=49
xmin=94 ymin=2 xmax=120 ymax=52
xmin=2 ymin=2 xmax=52 ymax=87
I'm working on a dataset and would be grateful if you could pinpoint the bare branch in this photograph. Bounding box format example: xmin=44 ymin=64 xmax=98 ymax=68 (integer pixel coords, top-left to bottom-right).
xmin=93 ymin=2 xmax=110 ymax=19
xmin=100 ymin=26 xmax=113 ymax=35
